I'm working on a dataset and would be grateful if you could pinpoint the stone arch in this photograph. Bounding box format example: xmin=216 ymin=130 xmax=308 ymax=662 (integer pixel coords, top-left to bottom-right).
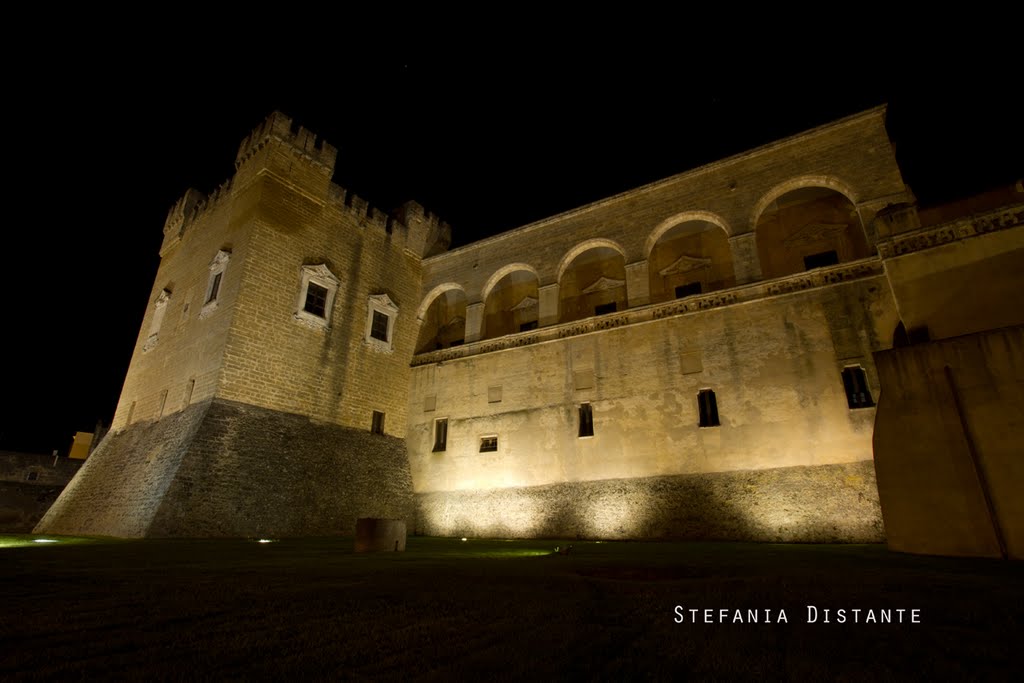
xmin=555 ymin=238 xmax=627 ymax=285
xmin=480 ymin=263 xmax=540 ymax=304
xmin=751 ymin=177 xmax=870 ymax=280
xmin=415 ymin=283 xmax=468 ymax=354
xmin=557 ymin=240 xmax=628 ymax=323
xmin=481 ymin=264 xmax=541 ymax=340
xmin=644 ymin=210 xmax=732 ymax=258
xmin=749 ymin=175 xmax=859 ymax=232
xmin=415 ymin=282 xmax=465 ymax=321
xmin=646 ymin=214 xmax=736 ymax=305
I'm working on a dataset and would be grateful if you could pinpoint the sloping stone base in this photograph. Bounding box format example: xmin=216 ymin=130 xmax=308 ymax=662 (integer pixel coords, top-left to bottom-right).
xmin=35 ymin=399 xmax=414 ymax=538
xmin=415 ymin=460 xmax=884 ymax=542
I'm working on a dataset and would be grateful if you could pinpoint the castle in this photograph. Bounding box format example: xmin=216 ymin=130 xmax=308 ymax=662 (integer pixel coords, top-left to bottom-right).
xmin=36 ymin=107 xmax=1024 ymax=556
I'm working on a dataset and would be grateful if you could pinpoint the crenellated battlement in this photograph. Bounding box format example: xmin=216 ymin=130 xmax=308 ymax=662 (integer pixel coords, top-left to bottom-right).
xmin=160 ymin=178 xmax=236 ymax=256
xmin=160 ymin=113 xmax=449 ymax=259
xmin=235 ymin=111 xmax=337 ymax=172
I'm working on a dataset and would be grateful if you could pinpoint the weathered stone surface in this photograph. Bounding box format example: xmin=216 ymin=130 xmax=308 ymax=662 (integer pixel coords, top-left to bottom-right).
xmin=36 ymin=399 xmax=414 ymax=538
xmin=0 ymin=484 xmax=66 ymax=533
xmin=416 ymin=460 xmax=883 ymax=542
xmin=874 ymin=326 xmax=1024 ymax=559
xmin=354 ymin=518 xmax=407 ymax=552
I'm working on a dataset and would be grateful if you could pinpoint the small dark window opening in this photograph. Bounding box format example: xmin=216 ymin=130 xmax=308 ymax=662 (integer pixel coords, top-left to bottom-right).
xmin=698 ymin=389 xmax=720 ymax=427
xmin=675 ymin=282 xmax=702 ymax=298
xmin=479 ymin=436 xmax=497 ymax=452
xmin=304 ymin=283 xmax=328 ymax=317
xmin=371 ymin=310 xmax=390 ymax=341
xmin=371 ymin=410 xmax=385 ymax=435
xmin=842 ymin=367 xmax=874 ymax=408
xmin=803 ymin=250 xmax=839 ymax=270
xmin=433 ymin=418 xmax=448 ymax=452
xmin=449 ymin=339 xmax=464 ymax=347
xmin=26 ymin=471 xmax=38 ymax=482
xmin=206 ymin=272 xmax=222 ymax=303
xmin=519 ymin=320 xmax=538 ymax=332
xmin=578 ymin=403 xmax=594 ymax=438
xmin=594 ymin=301 xmax=617 ymax=316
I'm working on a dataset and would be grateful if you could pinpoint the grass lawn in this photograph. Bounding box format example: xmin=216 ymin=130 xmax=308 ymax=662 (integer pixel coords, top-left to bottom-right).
xmin=1 ymin=536 xmax=1020 ymax=680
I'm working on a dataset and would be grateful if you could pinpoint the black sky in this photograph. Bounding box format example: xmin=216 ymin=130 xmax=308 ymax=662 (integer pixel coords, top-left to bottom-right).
xmin=1 ymin=23 xmax=1019 ymax=455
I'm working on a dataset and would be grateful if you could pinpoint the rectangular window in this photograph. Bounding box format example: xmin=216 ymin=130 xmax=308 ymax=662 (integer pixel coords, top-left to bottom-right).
xmin=578 ymin=403 xmax=594 ymax=438
xmin=433 ymin=418 xmax=448 ymax=452
xmin=519 ymin=320 xmax=538 ymax=332
xmin=206 ymin=272 xmax=222 ymax=304
xmin=698 ymin=389 xmax=720 ymax=427
xmin=184 ymin=379 xmax=195 ymax=407
xmin=158 ymin=389 xmax=169 ymax=418
xmin=803 ymin=250 xmax=840 ymax=270
xmin=479 ymin=436 xmax=498 ymax=453
xmin=594 ymin=301 xmax=617 ymax=316
xmin=675 ymin=282 xmax=702 ymax=298
xmin=841 ymin=367 xmax=875 ymax=408
xmin=304 ymin=283 xmax=329 ymax=318
xmin=371 ymin=310 xmax=390 ymax=341
xmin=371 ymin=410 xmax=385 ymax=435
xmin=26 ymin=471 xmax=38 ymax=482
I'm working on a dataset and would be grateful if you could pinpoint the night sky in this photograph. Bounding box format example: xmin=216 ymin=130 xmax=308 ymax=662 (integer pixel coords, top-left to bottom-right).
xmin=2 ymin=24 xmax=1019 ymax=456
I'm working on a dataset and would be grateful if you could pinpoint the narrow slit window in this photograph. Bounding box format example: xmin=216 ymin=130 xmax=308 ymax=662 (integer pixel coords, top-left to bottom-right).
xmin=433 ymin=418 xmax=448 ymax=452
xmin=594 ymin=302 xmax=617 ymax=316
xmin=479 ymin=436 xmax=497 ymax=453
xmin=841 ymin=367 xmax=875 ymax=408
xmin=371 ymin=410 xmax=385 ymax=435
xmin=698 ymin=389 xmax=720 ymax=428
xmin=578 ymin=403 xmax=594 ymax=438
xmin=206 ymin=272 xmax=222 ymax=304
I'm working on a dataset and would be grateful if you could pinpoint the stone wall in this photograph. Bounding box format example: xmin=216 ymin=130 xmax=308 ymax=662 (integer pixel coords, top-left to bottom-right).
xmin=36 ymin=399 xmax=414 ymax=538
xmin=416 ymin=460 xmax=883 ymax=542
xmin=873 ymin=326 xmax=1024 ymax=559
xmin=0 ymin=451 xmax=81 ymax=486
xmin=0 ymin=452 xmax=82 ymax=532
xmin=408 ymin=271 xmax=897 ymax=497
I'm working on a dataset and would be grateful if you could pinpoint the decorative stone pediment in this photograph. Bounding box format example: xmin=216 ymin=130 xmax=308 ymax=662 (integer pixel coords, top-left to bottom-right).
xmin=301 ymin=263 xmax=340 ymax=286
xmin=209 ymin=249 xmax=231 ymax=270
xmin=581 ymin=276 xmax=625 ymax=294
xmin=659 ymin=255 xmax=712 ymax=277
xmin=443 ymin=316 xmax=465 ymax=330
xmin=368 ymin=293 xmax=399 ymax=314
xmin=782 ymin=222 xmax=849 ymax=247
xmin=508 ymin=296 xmax=538 ymax=312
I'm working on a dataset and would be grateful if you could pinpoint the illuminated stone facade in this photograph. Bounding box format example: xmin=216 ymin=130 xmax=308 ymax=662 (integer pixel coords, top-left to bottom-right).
xmin=36 ymin=108 xmax=1024 ymax=543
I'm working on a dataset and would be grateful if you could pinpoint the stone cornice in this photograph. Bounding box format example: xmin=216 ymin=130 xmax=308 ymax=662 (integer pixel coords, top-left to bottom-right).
xmin=877 ymin=205 xmax=1024 ymax=258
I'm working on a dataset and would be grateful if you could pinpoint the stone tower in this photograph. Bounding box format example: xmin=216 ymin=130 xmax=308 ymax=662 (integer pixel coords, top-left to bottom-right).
xmin=36 ymin=112 xmax=450 ymax=537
